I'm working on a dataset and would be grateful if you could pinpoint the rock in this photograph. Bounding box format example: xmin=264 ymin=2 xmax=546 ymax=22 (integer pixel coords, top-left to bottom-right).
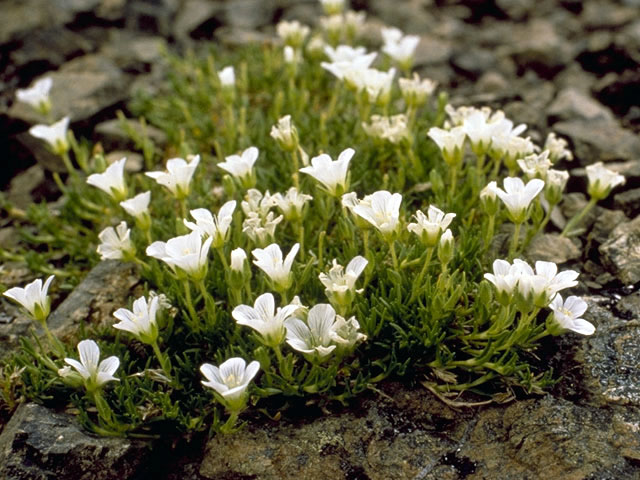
xmin=368 ymin=0 xmax=436 ymax=34
xmin=414 ymin=35 xmax=453 ymax=66
xmin=590 ymin=208 xmax=629 ymax=245
xmin=0 ymin=403 xmax=148 ymax=479
xmin=614 ymin=188 xmax=640 ymax=219
xmin=526 ymin=233 xmax=581 ymax=264
xmin=100 ymin=32 xmax=168 ymax=71
xmin=554 ymin=119 xmax=640 ymax=164
xmin=509 ymin=19 xmax=574 ymax=77
xmin=581 ymin=1 xmax=639 ymax=30
xmin=578 ymin=296 xmax=640 ymax=406
xmin=616 ymin=291 xmax=640 ymax=319
xmin=476 ymin=72 xmax=510 ymax=94
xmin=0 ymin=0 xmax=71 ymax=44
xmin=6 ymin=164 xmax=45 ymax=210
xmin=48 ymin=260 xmax=139 ymax=337
xmin=214 ymin=27 xmax=275 ymax=48
xmin=105 ymin=150 xmax=144 ymax=172
xmin=9 ymin=54 xmax=130 ymax=126
xmin=547 ymin=87 xmax=614 ymax=123
xmin=224 ymin=0 xmax=277 ymax=30
xmin=94 ymin=118 xmax=167 ymax=152
xmin=123 ymin=0 xmax=179 ymax=36
xmin=173 ymin=0 xmax=223 ymax=41
xmin=599 ymin=215 xmax=640 ymax=285
xmin=495 ymin=0 xmax=535 ymax=20
xmin=451 ymin=48 xmax=496 ymax=80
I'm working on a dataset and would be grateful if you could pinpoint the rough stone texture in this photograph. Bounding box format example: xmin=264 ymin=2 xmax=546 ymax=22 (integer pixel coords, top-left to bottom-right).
xmin=614 ymin=188 xmax=640 ymax=219
xmin=589 ymin=208 xmax=629 ymax=245
xmin=599 ymin=215 xmax=640 ymax=285
xmin=554 ymin=119 xmax=640 ymax=164
xmin=548 ymin=87 xmax=615 ymax=123
xmin=0 ymin=403 xmax=149 ymax=480
xmin=525 ymin=233 xmax=581 ymax=263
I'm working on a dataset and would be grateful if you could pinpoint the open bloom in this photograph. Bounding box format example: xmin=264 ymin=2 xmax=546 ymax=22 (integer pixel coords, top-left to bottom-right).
xmin=3 ymin=275 xmax=54 ymax=323
xmin=97 ymin=222 xmax=135 ymax=261
xmin=218 ymin=147 xmax=258 ymax=188
xmin=200 ymin=357 xmax=260 ymax=411
xmin=330 ymin=315 xmax=367 ymax=351
xmin=545 ymin=169 xmax=570 ymax=205
xmin=147 ymin=231 xmax=212 ymax=280
xmin=300 ymin=148 xmax=354 ymax=196
xmin=120 ymin=191 xmax=152 ymax=229
xmin=321 ymin=46 xmax=377 ymax=80
xmin=276 ymin=20 xmax=310 ymax=48
xmin=407 ymin=205 xmax=456 ymax=247
xmin=232 ymin=293 xmax=299 ymax=347
xmin=184 ymin=201 xmax=236 ymax=248
xmin=319 ymin=256 xmax=368 ymax=309
xmin=272 ymin=187 xmax=312 ymax=221
xmin=428 ymin=126 xmax=466 ymax=166
xmin=362 ymin=114 xmax=410 ymax=144
xmin=381 ymin=27 xmax=420 ymax=68
xmin=513 ymin=259 xmax=579 ymax=308
xmin=491 ymin=177 xmax=544 ymax=223
xmin=86 ymin=157 xmax=128 ymax=201
xmin=145 ymin=155 xmax=200 ymax=199
xmin=16 ymin=77 xmax=52 ymax=113
xmin=218 ymin=66 xmax=235 ymax=87
xmin=548 ymin=294 xmax=594 ymax=335
xmin=320 ymin=0 xmax=345 ymax=15
xmin=252 ymin=243 xmax=299 ymax=291
xmin=344 ymin=67 xmax=396 ymax=105
xmin=29 ymin=116 xmax=70 ymax=155
xmin=61 ymin=339 xmax=119 ymax=391
xmin=113 ymin=295 xmax=159 ymax=344
xmin=285 ymin=304 xmax=338 ymax=359
xmin=544 ymin=133 xmax=573 ymax=163
xmin=484 ymin=259 xmax=522 ymax=305
xmin=399 ymin=73 xmax=437 ymax=107
xmin=517 ymin=151 xmax=552 ymax=180
xmin=352 ymin=190 xmax=402 ymax=239
xmin=270 ymin=115 xmax=298 ymax=152
xmin=586 ymin=162 xmax=626 ymax=200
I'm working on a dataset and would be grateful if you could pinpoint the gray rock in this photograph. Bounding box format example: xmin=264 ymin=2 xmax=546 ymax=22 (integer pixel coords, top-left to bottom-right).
xmin=582 ymin=1 xmax=639 ymax=30
xmin=368 ymin=0 xmax=435 ymax=34
xmin=599 ymin=215 xmax=640 ymax=285
xmin=554 ymin=119 xmax=640 ymax=164
xmin=214 ymin=27 xmax=275 ymax=48
xmin=0 ymin=403 xmax=148 ymax=480
xmin=414 ymin=35 xmax=454 ymax=66
xmin=5 ymin=164 xmax=45 ymax=210
xmin=100 ymin=32 xmax=168 ymax=70
xmin=509 ymin=19 xmax=574 ymax=76
xmin=173 ymin=0 xmax=223 ymax=41
xmin=590 ymin=208 xmax=629 ymax=245
xmin=124 ymin=0 xmax=180 ymax=36
xmin=451 ymin=48 xmax=496 ymax=79
xmin=0 ymin=0 xmax=71 ymax=44
xmin=224 ymin=0 xmax=276 ymax=30
xmin=614 ymin=188 xmax=640 ymax=219
xmin=548 ymin=87 xmax=614 ymax=123
xmin=525 ymin=233 xmax=581 ymax=264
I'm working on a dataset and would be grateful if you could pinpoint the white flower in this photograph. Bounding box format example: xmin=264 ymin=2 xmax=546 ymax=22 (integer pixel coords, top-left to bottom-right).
xmin=407 ymin=205 xmax=456 ymax=247
xmin=352 ymin=190 xmax=402 ymax=239
xmin=272 ymin=187 xmax=312 ymax=221
xmin=362 ymin=114 xmax=409 ymax=144
xmin=513 ymin=259 xmax=579 ymax=308
xmin=321 ymin=46 xmax=377 ymax=80
xmin=544 ymin=133 xmax=573 ymax=163
xmin=241 ymin=189 xmax=276 ymax=217
xmin=97 ymin=221 xmax=135 ymax=261
xmin=300 ymin=148 xmax=354 ymax=196
xmin=29 ymin=116 xmax=70 ymax=155
xmin=200 ymin=357 xmax=260 ymax=410
xmin=270 ymin=115 xmax=299 ymax=152
xmin=113 ymin=295 xmax=159 ymax=344
xmin=218 ymin=66 xmax=235 ymax=87
xmin=284 ymin=304 xmax=338 ymax=359
xmin=344 ymin=10 xmax=366 ymax=38
xmin=145 ymin=155 xmax=200 ymax=199
xmin=320 ymin=0 xmax=345 ymax=15
xmin=462 ymin=109 xmax=500 ymax=154
xmin=184 ymin=201 xmax=236 ymax=248
xmin=86 ymin=157 xmax=128 ymax=201
xmin=381 ymin=27 xmax=420 ymax=67
xmin=320 ymin=14 xmax=346 ymax=41
xmin=480 ymin=181 xmax=499 ymax=215
xmin=492 ymin=177 xmax=545 ymax=223
xmin=283 ymin=45 xmax=299 ymax=64
xmin=252 ymin=243 xmax=299 ymax=291
xmin=16 ymin=77 xmax=52 ymax=113
xmin=242 ymin=212 xmax=283 ymax=245
xmin=219 ymin=147 xmax=258 ymax=188
xmin=62 ymin=339 xmax=119 ymax=391
xmin=517 ymin=151 xmax=553 ymax=180
xmin=427 ymin=126 xmax=466 ymax=166
xmin=230 ymin=248 xmax=248 ymax=272
xmin=484 ymin=259 xmax=520 ymax=305
xmin=344 ymin=67 xmax=395 ymax=105
xmin=319 ymin=256 xmax=368 ymax=308
xmin=232 ymin=293 xmax=299 ymax=347
xmin=549 ymin=294 xmax=594 ymax=335
xmin=3 ymin=275 xmax=54 ymax=323
xmin=120 ymin=191 xmax=151 ymax=219
xmin=399 ymin=73 xmax=437 ymax=107
xmin=276 ymin=20 xmax=310 ymax=48
xmin=586 ymin=161 xmax=625 ymax=200
xmin=330 ymin=315 xmax=367 ymax=350
xmin=438 ymin=228 xmax=454 ymax=264
xmin=146 ymin=231 xmax=212 ymax=280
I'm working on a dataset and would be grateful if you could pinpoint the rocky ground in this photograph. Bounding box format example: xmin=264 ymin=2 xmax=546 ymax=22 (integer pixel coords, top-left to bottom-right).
xmin=1 ymin=0 xmax=640 ymax=478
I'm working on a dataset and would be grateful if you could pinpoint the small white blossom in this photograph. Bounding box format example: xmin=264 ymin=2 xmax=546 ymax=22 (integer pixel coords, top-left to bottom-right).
xmin=252 ymin=243 xmax=300 ymax=291
xmin=29 ymin=116 xmax=70 ymax=155
xmin=480 ymin=181 xmax=499 ymax=215
xmin=219 ymin=147 xmax=258 ymax=188
xmin=344 ymin=10 xmax=366 ymax=39
xmin=399 ymin=73 xmax=437 ymax=107
xmin=146 ymin=231 xmax=212 ymax=280
xmin=484 ymin=259 xmax=521 ymax=305
xmin=145 ymin=155 xmax=200 ymax=199
xmin=320 ymin=0 xmax=345 ymax=15
xmin=276 ymin=20 xmax=310 ymax=48
xmin=113 ymin=295 xmax=159 ymax=345
xmin=61 ymin=339 xmax=119 ymax=391
xmin=544 ymin=133 xmax=573 ymax=163
xmin=242 ymin=212 xmax=283 ymax=245
xmin=270 ymin=115 xmax=299 ymax=152
xmin=232 ymin=293 xmax=299 ymax=347
xmin=120 ymin=191 xmax=151 ymax=219
xmin=285 ymin=304 xmax=338 ymax=359
xmin=586 ymin=161 xmax=626 ymax=200
xmin=517 ymin=150 xmax=553 ymax=180
xmin=272 ymin=187 xmax=313 ymax=221
xmin=200 ymin=357 xmax=260 ymax=411
xmin=218 ymin=66 xmax=235 ymax=87
xmin=330 ymin=315 xmax=367 ymax=350
xmin=86 ymin=157 xmax=128 ymax=201
xmin=230 ymin=248 xmax=248 ymax=272
xmin=545 ymin=169 xmax=570 ymax=204
xmin=300 ymin=148 xmax=354 ymax=196
xmin=319 ymin=256 xmax=368 ymax=309
xmin=438 ymin=228 xmax=455 ymax=264
xmin=283 ymin=45 xmax=299 ymax=64
xmin=352 ymin=190 xmax=402 ymax=239
xmin=407 ymin=205 xmax=456 ymax=247
xmin=514 ymin=259 xmax=579 ymax=308
xmin=362 ymin=114 xmax=410 ymax=144
xmin=491 ymin=177 xmax=545 ymax=223
xmin=381 ymin=27 xmax=420 ymax=68
xmin=549 ymin=294 xmax=594 ymax=335
xmin=97 ymin=221 xmax=135 ymax=261
xmin=3 ymin=275 xmax=54 ymax=323
xmin=184 ymin=201 xmax=236 ymax=248
xmin=16 ymin=77 xmax=52 ymax=113
xmin=427 ymin=126 xmax=466 ymax=166
xmin=344 ymin=67 xmax=395 ymax=105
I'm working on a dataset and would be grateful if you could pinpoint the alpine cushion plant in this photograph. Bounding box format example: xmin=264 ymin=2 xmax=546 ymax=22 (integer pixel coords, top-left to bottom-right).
xmin=4 ymin=0 xmax=618 ymax=438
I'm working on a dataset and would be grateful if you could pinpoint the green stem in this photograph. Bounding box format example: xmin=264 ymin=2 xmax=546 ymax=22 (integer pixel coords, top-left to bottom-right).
xmin=183 ymin=281 xmax=200 ymax=330
xmin=197 ymin=280 xmax=217 ymax=327
xmin=561 ymin=197 xmax=597 ymax=237
xmin=409 ymin=247 xmax=434 ymax=303
xmin=508 ymin=221 xmax=522 ymax=260
xmin=389 ymin=241 xmax=399 ymax=270
xmin=151 ymin=340 xmax=173 ymax=381
xmin=290 ymin=148 xmax=300 ymax=190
